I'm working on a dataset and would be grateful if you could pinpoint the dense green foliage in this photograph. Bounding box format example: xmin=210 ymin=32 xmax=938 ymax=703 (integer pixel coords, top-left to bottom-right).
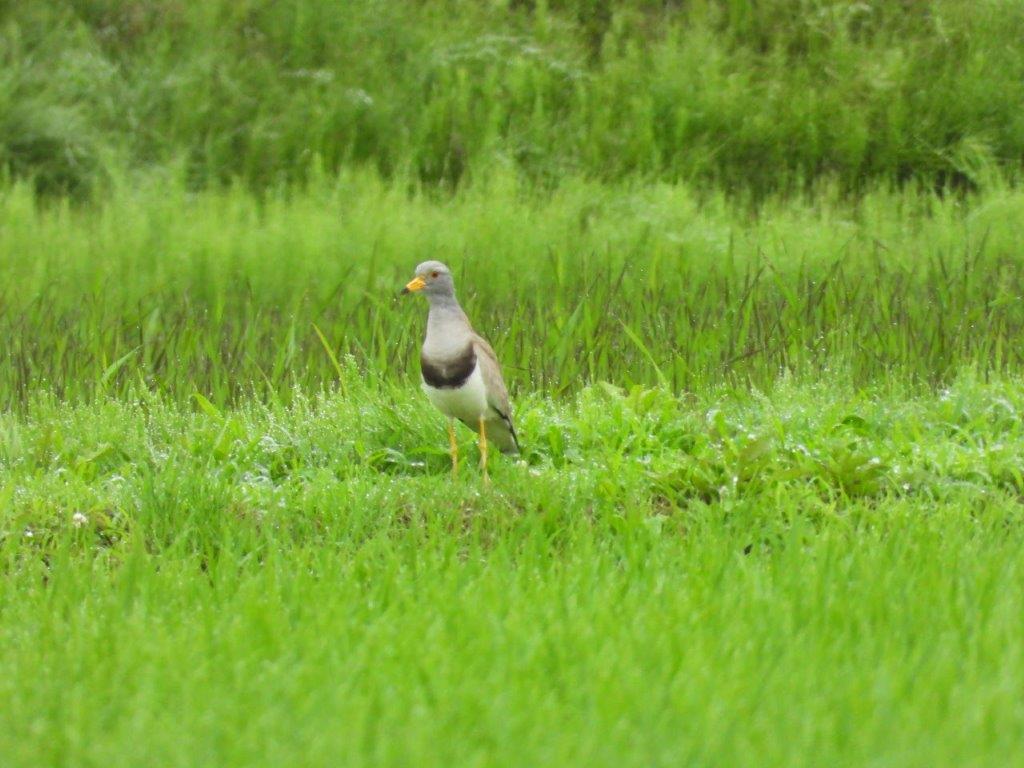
xmin=2 ymin=0 xmax=1023 ymax=197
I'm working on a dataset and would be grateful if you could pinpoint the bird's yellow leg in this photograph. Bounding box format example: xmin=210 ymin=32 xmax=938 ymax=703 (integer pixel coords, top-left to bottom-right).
xmin=478 ymin=415 xmax=490 ymax=484
xmin=448 ymin=419 xmax=459 ymax=479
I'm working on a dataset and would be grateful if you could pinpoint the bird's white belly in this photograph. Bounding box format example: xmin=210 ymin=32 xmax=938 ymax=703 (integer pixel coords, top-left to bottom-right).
xmin=423 ymin=364 xmax=489 ymax=423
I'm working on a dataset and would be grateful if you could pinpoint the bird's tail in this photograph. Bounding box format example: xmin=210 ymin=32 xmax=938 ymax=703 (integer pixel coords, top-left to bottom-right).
xmin=488 ymin=415 xmax=520 ymax=455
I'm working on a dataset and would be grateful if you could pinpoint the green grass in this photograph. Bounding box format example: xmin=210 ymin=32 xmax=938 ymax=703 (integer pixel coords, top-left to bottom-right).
xmin=3 ymin=169 xmax=1024 ymax=766
xmin=5 ymin=3 xmax=1024 ymax=762
xmin=3 ymin=375 xmax=1024 ymax=766
xmin=3 ymin=0 xmax=1023 ymax=197
xmin=3 ymin=174 xmax=1024 ymax=408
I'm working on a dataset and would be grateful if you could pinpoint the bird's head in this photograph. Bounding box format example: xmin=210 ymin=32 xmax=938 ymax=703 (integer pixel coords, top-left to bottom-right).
xmin=401 ymin=260 xmax=455 ymax=300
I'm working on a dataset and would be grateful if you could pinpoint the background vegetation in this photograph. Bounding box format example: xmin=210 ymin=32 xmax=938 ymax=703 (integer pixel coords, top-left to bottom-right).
xmin=3 ymin=2 xmax=1024 ymax=766
xmin=2 ymin=0 xmax=1023 ymax=198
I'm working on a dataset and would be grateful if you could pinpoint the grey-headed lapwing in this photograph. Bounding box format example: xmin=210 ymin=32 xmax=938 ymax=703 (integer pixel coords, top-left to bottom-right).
xmin=402 ymin=261 xmax=519 ymax=480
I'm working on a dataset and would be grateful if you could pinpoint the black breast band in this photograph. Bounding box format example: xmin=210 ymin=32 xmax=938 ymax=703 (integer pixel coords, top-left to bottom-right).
xmin=421 ymin=345 xmax=476 ymax=389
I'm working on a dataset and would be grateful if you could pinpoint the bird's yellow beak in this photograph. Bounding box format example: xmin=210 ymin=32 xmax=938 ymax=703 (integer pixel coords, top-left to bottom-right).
xmin=402 ymin=275 xmax=426 ymax=294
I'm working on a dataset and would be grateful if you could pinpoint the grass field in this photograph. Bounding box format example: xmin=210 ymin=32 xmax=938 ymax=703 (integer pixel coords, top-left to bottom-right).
xmin=4 ymin=179 xmax=1024 ymax=765
xmin=4 ymin=1 xmax=1024 ymax=765
xmin=3 ymin=375 xmax=1024 ymax=765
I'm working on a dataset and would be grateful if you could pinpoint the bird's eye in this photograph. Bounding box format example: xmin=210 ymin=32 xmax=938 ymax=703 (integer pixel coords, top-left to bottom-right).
xmin=431 ymin=271 xmax=440 ymax=278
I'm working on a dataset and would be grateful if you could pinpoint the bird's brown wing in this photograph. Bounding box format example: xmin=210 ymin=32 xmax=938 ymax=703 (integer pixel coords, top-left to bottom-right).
xmin=471 ymin=334 xmax=509 ymax=415
xmin=471 ymin=333 xmax=520 ymax=453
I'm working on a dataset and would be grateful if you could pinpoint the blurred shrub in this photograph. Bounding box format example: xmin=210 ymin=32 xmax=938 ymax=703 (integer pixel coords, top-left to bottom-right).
xmin=0 ymin=0 xmax=1021 ymax=197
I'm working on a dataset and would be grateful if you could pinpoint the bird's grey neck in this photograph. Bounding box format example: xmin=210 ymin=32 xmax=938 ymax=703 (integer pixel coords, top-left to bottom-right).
xmin=427 ymin=292 xmax=461 ymax=312
xmin=426 ymin=295 xmax=466 ymax=329
xmin=424 ymin=296 xmax=470 ymax=359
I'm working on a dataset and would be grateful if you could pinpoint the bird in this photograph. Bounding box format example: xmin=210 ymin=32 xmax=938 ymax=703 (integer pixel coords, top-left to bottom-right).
xmin=401 ymin=260 xmax=519 ymax=480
